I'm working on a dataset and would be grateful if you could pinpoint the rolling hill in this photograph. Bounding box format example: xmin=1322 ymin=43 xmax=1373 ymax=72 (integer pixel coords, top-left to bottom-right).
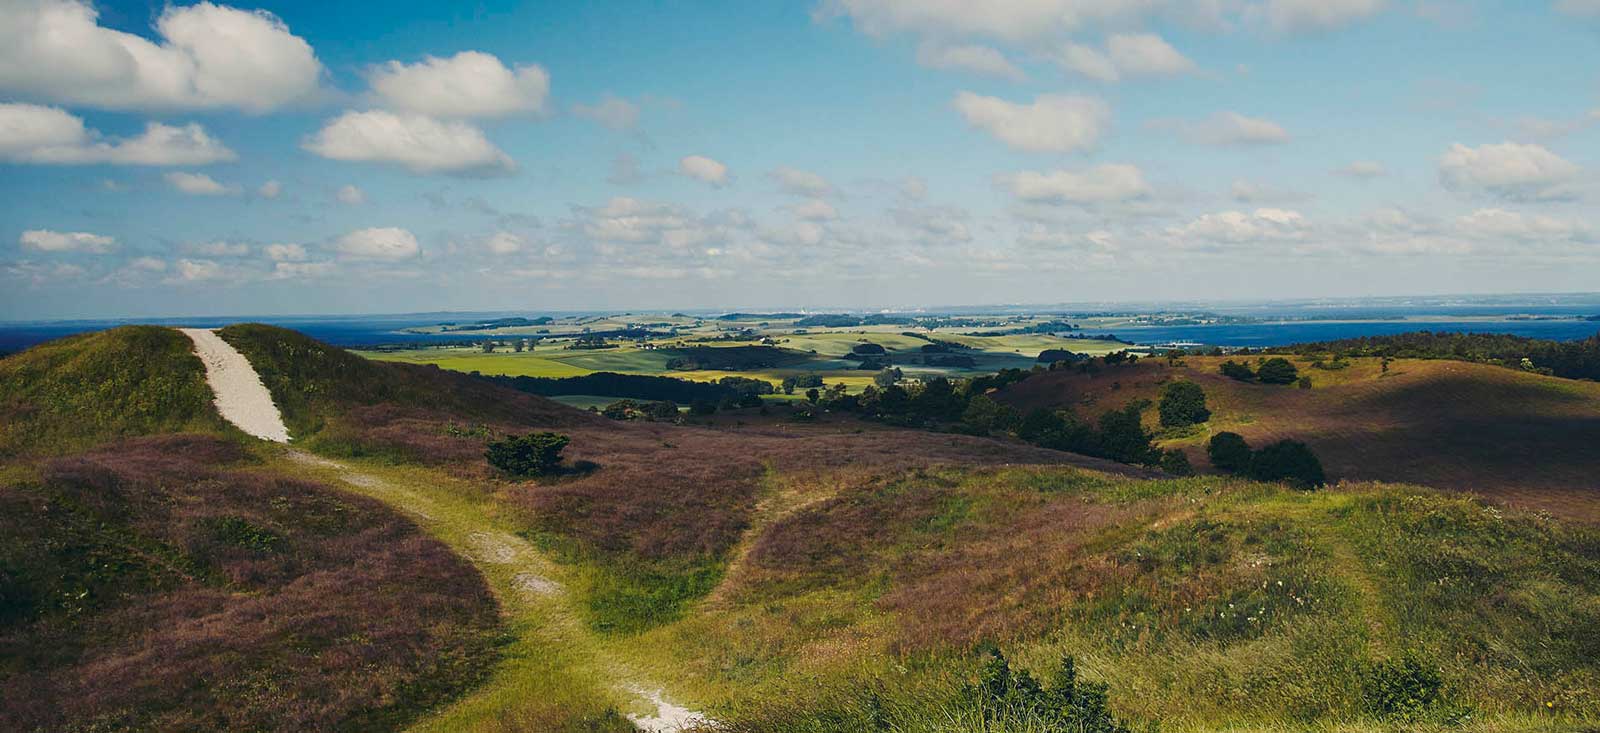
xmin=1 ymin=326 xmax=1597 ymax=732
xmin=994 ymin=355 xmax=1600 ymax=521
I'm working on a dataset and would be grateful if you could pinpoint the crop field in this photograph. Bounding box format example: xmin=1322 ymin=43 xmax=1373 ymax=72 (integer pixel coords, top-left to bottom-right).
xmin=361 ymin=312 xmax=1135 ymax=395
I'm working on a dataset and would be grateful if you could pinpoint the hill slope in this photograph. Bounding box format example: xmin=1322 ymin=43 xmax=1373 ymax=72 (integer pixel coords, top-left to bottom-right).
xmin=0 ymin=326 xmax=225 ymax=456
xmin=995 ymin=355 xmax=1600 ymax=519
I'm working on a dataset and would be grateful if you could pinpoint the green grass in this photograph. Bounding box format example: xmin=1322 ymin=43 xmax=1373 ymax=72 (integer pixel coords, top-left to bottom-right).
xmin=0 ymin=325 xmax=226 ymax=456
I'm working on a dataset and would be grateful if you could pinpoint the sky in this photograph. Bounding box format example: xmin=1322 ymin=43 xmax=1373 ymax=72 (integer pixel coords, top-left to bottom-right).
xmin=1 ymin=0 xmax=1599 ymax=320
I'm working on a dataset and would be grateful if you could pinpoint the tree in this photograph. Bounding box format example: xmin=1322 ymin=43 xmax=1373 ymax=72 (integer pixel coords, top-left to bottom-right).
xmin=1158 ymin=380 xmax=1211 ymax=428
xmin=481 ymin=341 xmax=497 ymax=354
xmin=1097 ymin=400 xmax=1157 ymax=465
xmin=1160 ymin=449 xmax=1194 ymax=476
xmin=1256 ymin=357 xmax=1299 ymax=385
xmin=485 ymin=432 xmax=570 ymax=477
xmin=962 ymin=394 xmax=1018 ymax=434
xmin=1207 ymin=432 xmax=1252 ymax=473
xmin=873 ymin=367 xmax=903 ymax=388
xmin=780 ymin=376 xmax=796 ymax=395
xmin=690 ymin=400 xmax=716 ymax=415
xmin=1248 ymin=439 xmax=1326 ymax=488
xmin=1219 ymin=360 xmax=1255 ymax=381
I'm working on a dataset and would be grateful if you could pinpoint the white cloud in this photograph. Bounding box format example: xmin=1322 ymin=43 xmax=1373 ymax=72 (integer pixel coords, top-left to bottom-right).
xmin=270 ymin=261 xmax=336 ymax=279
xmin=901 ymin=176 xmax=928 ymax=200
xmin=1002 ymin=164 xmax=1150 ymax=204
xmin=1058 ymin=34 xmax=1196 ymax=83
xmin=1335 ymin=160 xmax=1387 ymax=178
xmin=953 ymin=92 xmax=1109 ymax=153
xmin=1171 ymin=208 xmax=1310 ymax=244
xmin=576 ymin=197 xmax=727 ymax=251
xmin=0 ymin=0 xmax=320 ymax=112
xmin=165 ymin=171 xmax=238 ymax=196
xmin=679 ymin=155 xmax=730 ymax=187
xmin=336 ymin=184 xmax=366 ymax=205
xmin=915 ymin=42 xmax=1024 ymax=81
xmin=770 ymin=167 xmax=833 ymax=197
xmin=1260 ymin=0 xmax=1387 ymax=33
xmin=336 ymin=227 xmax=420 ymax=260
xmin=367 ymin=51 xmax=549 ymax=118
xmin=792 ymin=199 xmax=839 ymax=221
xmin=304 ymin=110 xmax=514 ymax=175
xmin=816 ymin=0 xmax=1202 ymax=44
xmin=0 ymin=103 xmax=235 ymax=165
xmin=572 ymin=95 xmax=641 ymax=130
xmin=1456 ymin=208 xmax=1590 ymax=242
xmin=264 ymin=243 xmax=307 ymax=261
xmin=1438 ymin=142 xmax=1581 ymax=201
xmin=174 ymin=258 xmax=224 ymax=281
xmin=1164 ymin=111 xmax=1291 ymax=145
xmin=1105 ymin=33 xmax=1196 ymax=77
xmin=258 ymin=180 xmax=282 ymax=198
xmin=1056 ymin=43 xmax=1120 ymax=82
xmin=485 ymin=231 xmax=525 ymax=254
xmin=129 ymin=256 xmax=166 ymax=271
xmin=19 ymin=229 xmax=116 ymax=253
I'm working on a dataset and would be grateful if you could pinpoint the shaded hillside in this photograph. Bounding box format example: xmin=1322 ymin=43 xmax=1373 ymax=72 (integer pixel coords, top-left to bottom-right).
xmin=0 ymin=326 xmax=225 ymax=457
xmin=0 ymin=435 xmax=501 ymax=732
xmin=994 ymin=355 xmax=1600 ymax=519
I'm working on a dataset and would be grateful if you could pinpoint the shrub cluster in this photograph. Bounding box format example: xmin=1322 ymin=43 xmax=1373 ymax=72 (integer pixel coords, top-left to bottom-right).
xmin=486 ymin=432 xmax=570 ymax=477
xmin=1207 ymin=431 xmax=1325 ymax=488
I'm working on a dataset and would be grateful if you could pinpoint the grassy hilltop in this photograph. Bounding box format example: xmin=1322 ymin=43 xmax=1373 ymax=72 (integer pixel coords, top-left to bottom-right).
xmin=994 ymin=355 xmax=1600 ymax=520
xmin=1 ymin=325 xmax=1597 ymax=732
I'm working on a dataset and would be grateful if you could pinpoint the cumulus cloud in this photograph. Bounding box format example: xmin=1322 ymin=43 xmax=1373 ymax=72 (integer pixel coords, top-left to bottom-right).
xmin=1002 ymin=164 xmax=1150 ymax=204
xmin=336 ymin=227 xmax=420 ymax=260
xmin=1170 ymin=208 xmax=1310 ymax=244
xmin=304 ymin=110 xmax=514 ymax=175
xmin=572 ymin=95 xmax=641 ymax=130
xmin=270 ymin=261 xmax=336 ymax=279
xmin=165 ymin=171 xmax=238 ymax=196
xmin=1258 ymin=0 xmax=1387 ymax=33
xmin=0 ymin=0 xmax=321 ymax=112
xmin=264 ymin=243 xmax=307 ymax=261
xmin=770 ymin=167 xmax=833 ymax=197
xmin=257 ymin=180 xmax=282 ymax=198
xmin=575 ymin=197 xmax=729 ymax=252
xmin=792 ymin=199 xmax=839 ymax=221
xmin=816 ymin=0 xmax=1210 ymax=44
xmin=1161 ymin=111 xmax=1291 ymax=146
xmin=367 ymin=51 xmax=549 ymax=118
xmin=1438 ymin=142 xmax=1581 ymax=201
xmin=0 ymin=103 xmax=235 ymax=165
xmin=953 ymin=92 xmax=1109 ymax=153
xmin=174 ymin=258 xmax=224 ymax=281
xmin=336 ymin=184 xmax=366 ymax=205
xmin=485 ymin=231 xmax=525 ymax=254
xmin=915 ymin=42 xmax=1025 ymax=81
xmin=679 ymin=155 xmax=730 ymax=187
xmin=19 ymin=229 xmax=116 ymax=253
xmin=1059 ymin=34 xmax=1195 ymax=82
xmin=1456 ymin=208 xmax=1591 ymax=242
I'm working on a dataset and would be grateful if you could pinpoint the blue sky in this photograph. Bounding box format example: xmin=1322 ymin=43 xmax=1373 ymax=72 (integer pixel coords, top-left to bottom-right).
xmin=2 ymin=0 xmax=1598 ymax=319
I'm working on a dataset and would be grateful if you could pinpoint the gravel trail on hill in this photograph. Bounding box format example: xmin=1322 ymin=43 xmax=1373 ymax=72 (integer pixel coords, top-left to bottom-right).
xmin=179 ymin=327 xmax=291 ymax=443
xmin=182 ymin=326 xmax=706 ymax=730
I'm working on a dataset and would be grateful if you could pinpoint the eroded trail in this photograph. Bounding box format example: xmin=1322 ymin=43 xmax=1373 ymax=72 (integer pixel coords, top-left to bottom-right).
xmin=179 ymin=327 xmax=291 ymax=443
xmin=177 ymin=327 xmax=707 ymax=731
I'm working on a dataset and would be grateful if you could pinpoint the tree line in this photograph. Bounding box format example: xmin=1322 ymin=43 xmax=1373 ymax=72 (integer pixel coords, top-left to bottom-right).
xmin=1265 ymin=330 xmax=1600 ymax=381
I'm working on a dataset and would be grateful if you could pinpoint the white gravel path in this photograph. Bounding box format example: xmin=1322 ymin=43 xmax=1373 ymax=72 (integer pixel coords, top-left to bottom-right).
xmin=179 ymin=328 xmax=291 ymax=443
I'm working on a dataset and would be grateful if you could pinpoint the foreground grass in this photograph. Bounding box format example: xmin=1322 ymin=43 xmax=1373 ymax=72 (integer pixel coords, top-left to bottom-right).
xmin=261 ymin=448 xmax=661 ymax=733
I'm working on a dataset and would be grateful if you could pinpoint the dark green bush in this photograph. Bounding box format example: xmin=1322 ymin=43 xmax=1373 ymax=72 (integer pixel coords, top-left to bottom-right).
xmin=1219 ymin=360 xmax=1255 ymax=381
xmin=1256 ymin=357 xmax=1300 ymax=385
xmin=485 ymin=432 xmax=570 ymax=477
xmin=1158 ymin=381 xmax=1211 ymax=427
xmin=1159 ymin=449 xmax=1194 ymax=476
xmin=969 ymin=648 xmax=1132 ymax=733
xmin=1248 ymin=439 xmax=1325 ymax=488
xmin=1207 ymin=432 xmax=1252 ymax=473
